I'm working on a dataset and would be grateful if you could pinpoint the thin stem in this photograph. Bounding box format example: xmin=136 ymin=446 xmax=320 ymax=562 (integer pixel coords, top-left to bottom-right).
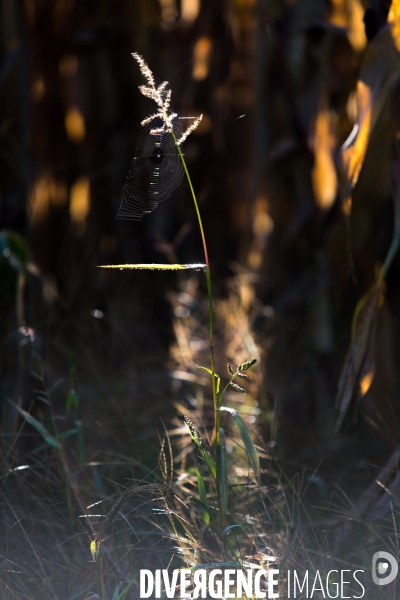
xmin=171 ymin=132 xmax=216 ymax=408
xmin=171 ymin=130 xmax=222 ymax=524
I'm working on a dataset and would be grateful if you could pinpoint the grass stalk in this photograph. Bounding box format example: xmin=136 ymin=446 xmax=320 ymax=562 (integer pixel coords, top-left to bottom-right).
xmin=171 ymin=131 xmax=223 ymax=528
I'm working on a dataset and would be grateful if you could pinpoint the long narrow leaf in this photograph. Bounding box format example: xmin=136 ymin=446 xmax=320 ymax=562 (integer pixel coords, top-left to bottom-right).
xmin=197 ymin=365 xmax=221 ymax=394
xmin=200 ymin=448 xmax=216 ymax=479
xmin=196 ymin=465 xmax=210 ymax=525
xmin=65 ymin=389 xmax=78 ymax=417
xmin=27 ymin=428 xmax=77 ymax=457
xmin=220 ymin=407 xmax=260 ymax=479
xmin=10 ymin=403 xmax=60 ymax=449
xmin=112 ymin=582 xmax=123 ymax=600
xmin=118 ymin=575 xmax=138 ymax=600
xmin=220 ymin=428 xmax=228 ymax=515
xmin=98 ymin=263 xmax=206 ymax=270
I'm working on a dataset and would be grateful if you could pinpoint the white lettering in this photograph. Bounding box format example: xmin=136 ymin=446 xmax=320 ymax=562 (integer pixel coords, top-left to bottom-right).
xmin=268 ymin=569 xmax=279 ymax=598
xmin=209 ymin=569 xmax=222 ymax=598
xmin=352 ymin=570 xmax=365 ymax=599
xmin=341 ymin=570 xmax=351 ymax=598
xmin=163 ymin=569 xmax=179 ymax=598
xmin=180 ymin=569 xmax=192 ymax=598
xmin=310 ymin=572 xmax=325 ymax=598
xmin=254 ymin=569 xmax=267 ymax=598
xmin=192 ymin=569 xmax=207 ymax=598
xmin=140 ymin=570 xmax=153 ymax=598
xmin=293 ymin=572 xmax=308 ymax=598
xmin=155 ymin=570 xmax=161 ymax=598
xmin=237 ymin=569 xmax=253 ymax=598
xmin=224 ymin=569 xmax=236 ymax=598
xmin=326 ymin=570 xmax=339 ymax=598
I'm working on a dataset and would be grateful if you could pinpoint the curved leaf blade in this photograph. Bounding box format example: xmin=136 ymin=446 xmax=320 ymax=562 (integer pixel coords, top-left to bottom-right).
xmin=220 ymin=407 xmax=260 ymax=479
xmin=10 ymin=402 xmax=60 ymax=449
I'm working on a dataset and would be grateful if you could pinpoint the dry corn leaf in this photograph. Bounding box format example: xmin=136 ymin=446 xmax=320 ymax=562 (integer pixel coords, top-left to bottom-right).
xmin=337 ymin=111 xmax=400 ymax=432
xmin=335 ymin=283 xmax=382 ymax=432
xmin=341 ymin=22 xmax=400 ymax=217
xmin=335 ymin=10 xmax=400 ymax=432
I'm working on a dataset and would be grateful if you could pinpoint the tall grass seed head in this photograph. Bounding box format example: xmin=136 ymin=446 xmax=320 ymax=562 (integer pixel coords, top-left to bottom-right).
xmin=184 ymin=416 xmax=205 ymax=449
xmin=238 ymin=358 xmax=257 ymax=371
xmin=132 ymin=52 xmax=203 ymax=144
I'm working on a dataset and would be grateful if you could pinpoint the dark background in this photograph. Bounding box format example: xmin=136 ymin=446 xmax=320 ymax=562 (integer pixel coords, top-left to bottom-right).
xmin=1 ymin=0 xmax=400 ymax=539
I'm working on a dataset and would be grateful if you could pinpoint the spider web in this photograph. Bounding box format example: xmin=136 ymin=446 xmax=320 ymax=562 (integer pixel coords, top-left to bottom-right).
xmin=117 ymin=123 xmax=184 ymax=221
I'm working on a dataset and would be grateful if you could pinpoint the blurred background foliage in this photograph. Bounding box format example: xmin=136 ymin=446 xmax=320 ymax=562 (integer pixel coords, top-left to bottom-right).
xmin=2 ymin=0 xmax=400 ymax=570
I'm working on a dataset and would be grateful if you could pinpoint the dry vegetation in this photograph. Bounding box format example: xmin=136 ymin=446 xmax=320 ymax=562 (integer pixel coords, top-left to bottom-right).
xmin=2 ymin=0 xmax=400 ymax=598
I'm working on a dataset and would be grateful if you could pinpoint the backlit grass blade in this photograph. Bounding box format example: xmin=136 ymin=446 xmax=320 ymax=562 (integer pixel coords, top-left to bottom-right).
xmin=221 ymin=406 xmax=260 ymax=479
xmin=98 ymin=263 xmax=206 ymax=270
xmin=201 ymin=450 xmax=216 ymax=479
xmin=197 ymin=365 xmax=221 ymax=395
xmin=196 ymin=465 xmax=210 ymax=525
xmin=10 ymin=402 xmax=60 ymax=449
xmin=112 ymin=581 xmax=123 ymax=600
xmin=90 ymin=539 xmax=99 ymax=562
xmin=220 ymin=427 xmax=228 ymax=516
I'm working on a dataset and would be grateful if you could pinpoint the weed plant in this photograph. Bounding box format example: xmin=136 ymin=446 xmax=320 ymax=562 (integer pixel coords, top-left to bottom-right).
xmin=2 ymin=53 xmax=400 ymax=600
xmin=98 ymin=52 xmax=264 ymax=566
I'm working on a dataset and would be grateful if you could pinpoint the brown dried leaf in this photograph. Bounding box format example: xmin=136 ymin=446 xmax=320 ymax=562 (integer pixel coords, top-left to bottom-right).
xmin=336 ymin=69 xmax=400 ymax=433
xmin=341 ymin=23 xmax=400 ymax=216
xmin=335 ymin=283 xmax=382 ymax=432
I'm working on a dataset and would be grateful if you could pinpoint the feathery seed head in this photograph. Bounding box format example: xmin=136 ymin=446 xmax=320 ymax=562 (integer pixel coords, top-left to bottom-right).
xmin=132 ymin=52 xmax=203 ymax=144
xmin=176 ymin=114 xmax=203 ymax=145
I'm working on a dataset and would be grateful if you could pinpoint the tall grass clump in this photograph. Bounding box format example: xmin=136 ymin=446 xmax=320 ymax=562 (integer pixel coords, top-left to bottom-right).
xmin=98 ymin=53 xmax=263 ymax=566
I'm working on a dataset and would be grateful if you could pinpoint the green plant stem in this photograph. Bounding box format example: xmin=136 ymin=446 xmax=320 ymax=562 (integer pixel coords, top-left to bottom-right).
xmin=171 ymin=130 xmax=222 ymax=523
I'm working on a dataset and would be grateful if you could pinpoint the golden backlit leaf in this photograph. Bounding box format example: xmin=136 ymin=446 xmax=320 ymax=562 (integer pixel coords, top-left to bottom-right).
xmin=98 ymin=263 xmax=206 ymax=271
xmin=359 ymin=365 xmax=374 ymax=397
xmin=389 ymin=0 xmax=400 ymax=51
xmin=329 ymin=0 xmax=367 ymax=51
xmin=312 ymin=106 xmax=338 ymax=210
xmin=341 ymin=25 xmax=400 ymax=216
xmin=336 ymin=77 xmax=400 ymax=432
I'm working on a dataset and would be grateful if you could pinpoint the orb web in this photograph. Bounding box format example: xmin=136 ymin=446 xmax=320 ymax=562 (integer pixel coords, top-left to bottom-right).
xmin=117 ymin=123 xmax=184 ymax=221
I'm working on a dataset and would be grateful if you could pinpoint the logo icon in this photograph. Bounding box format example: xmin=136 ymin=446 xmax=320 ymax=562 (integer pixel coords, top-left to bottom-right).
xmin=372 ymin=551 xmax=398 ymax=586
